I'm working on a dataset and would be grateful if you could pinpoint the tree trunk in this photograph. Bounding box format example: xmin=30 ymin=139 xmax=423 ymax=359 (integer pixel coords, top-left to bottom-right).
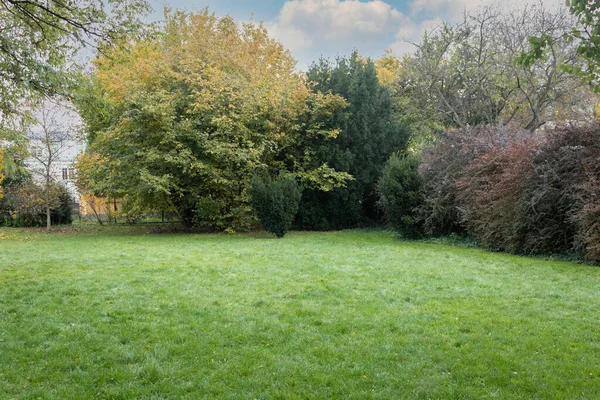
xmin=45 ymin=176 xmax=51 ymax=230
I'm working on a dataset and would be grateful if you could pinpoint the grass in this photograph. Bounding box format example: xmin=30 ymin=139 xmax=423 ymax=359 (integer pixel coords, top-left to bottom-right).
xmin=1 ymin=227 xmax=599 ymax=399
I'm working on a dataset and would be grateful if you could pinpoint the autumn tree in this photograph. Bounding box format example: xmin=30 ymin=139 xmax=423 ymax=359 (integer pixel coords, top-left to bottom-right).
xmin=76 ymin=9 xmax=349 ymax=230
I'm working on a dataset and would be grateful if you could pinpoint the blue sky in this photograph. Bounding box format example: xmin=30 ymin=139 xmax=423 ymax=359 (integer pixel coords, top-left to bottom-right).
xmin=148 ymin=0 xmax=561 ymax=69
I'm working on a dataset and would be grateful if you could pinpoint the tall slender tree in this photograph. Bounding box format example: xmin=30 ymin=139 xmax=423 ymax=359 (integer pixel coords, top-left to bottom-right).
xmin=26 ymin=103 xmax=79 ymax=229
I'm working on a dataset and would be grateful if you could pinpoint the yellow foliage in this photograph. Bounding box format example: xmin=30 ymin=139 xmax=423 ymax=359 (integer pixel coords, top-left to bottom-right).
xmin=596 ymin=103 xmax=600 ymax=122
xmin=375 ymin=49 xmax=401 ymax=87
xmin=93 ymin=8 xmax=312 ymax=137
xmin=81 ymin=8 xmax=350 ymax=229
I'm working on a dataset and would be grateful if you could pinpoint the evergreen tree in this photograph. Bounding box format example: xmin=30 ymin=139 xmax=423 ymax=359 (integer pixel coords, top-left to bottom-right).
xmin=250 ymin=172 xmax=302 ymax=238
xmin=296 ymin=52 xmax=409 ymax=230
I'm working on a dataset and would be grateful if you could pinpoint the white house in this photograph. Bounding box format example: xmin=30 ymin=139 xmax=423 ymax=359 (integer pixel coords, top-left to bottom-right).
xmin=24 ymin=133 xmax=86 ymax=202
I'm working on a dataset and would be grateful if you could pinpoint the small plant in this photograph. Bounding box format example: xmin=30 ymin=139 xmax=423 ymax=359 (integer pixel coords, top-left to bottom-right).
xmin=250 ymin=172 xmax=302 ymax=238
xmin=379 ymin=153 xmax=423 ymax=238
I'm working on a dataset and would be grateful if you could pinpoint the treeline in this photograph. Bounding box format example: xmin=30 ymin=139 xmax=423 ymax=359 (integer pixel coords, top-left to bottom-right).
xmin=66 ymin=3 xmax=600 ymax=248
xmin=75 ymin=10 xmax=407 ymax=233
xmin=381 ymin=124 xmax=600 ymax=262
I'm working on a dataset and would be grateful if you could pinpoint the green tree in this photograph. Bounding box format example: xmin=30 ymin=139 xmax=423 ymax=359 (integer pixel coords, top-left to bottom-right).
xmin=76 ymin=9 xmax=349 ymax=230
xmin=0 ymin=148 xmax=4 ymax=199
xmin=379 ymin=153 xmax=423 ymax=238
xmin=376 ymin=51 xmax=443 ymax=151
xmin=565 ymin=0 xmax=600 ymax=90
xmin=295 ymin=52 xmax=409 ymax=230
xmin=250 ymin=172 xmax=302 ymax=238
xmin=0 ymin=0 xmax=150 ymax=132
xmin=522 ymin=1 xmax=600 ymax=92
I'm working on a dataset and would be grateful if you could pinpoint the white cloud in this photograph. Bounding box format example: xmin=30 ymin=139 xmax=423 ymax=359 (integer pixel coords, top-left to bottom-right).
xmin=389 ymin=17 xmax=444 ymax=56
xmin=267 ymin=0 xmax=413 ymax=65
xmin=266 ymin=0 xmax=569 ymax=68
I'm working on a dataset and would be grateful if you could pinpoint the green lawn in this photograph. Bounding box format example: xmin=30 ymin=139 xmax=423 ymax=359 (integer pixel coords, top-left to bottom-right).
xmin=1 ymin=227 xmax=599 ymax=399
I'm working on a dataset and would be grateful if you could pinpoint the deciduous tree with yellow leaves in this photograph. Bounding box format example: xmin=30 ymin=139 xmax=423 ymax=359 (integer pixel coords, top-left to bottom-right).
xmin=76 ymin=9 xmax=349 ymax=230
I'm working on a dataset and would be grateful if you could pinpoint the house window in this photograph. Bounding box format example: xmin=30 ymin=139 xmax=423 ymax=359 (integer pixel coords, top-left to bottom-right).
xmin=62 ymin=168 xmax=68 ymax=180
xmin=68 ymin=168 xmax=76 ymax=180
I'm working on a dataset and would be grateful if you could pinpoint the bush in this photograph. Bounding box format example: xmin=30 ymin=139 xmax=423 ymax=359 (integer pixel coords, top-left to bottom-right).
xmin=250 ymin=172 xmax=302 ymax=238
xmin=51 ymin=185 xmax=73 ymax=225
xmin=573 ymin=175 xmax=600 ymax=261
xmin=418 ymin=125 xmax=530 ymax=236
xmin=455 ymin=134 xmax=541 ymax=252
xmin=518 ymin=125 xmax=600 ymax=259
xmin=0 ymin=181 xmax=74 ymax=228
xmin=379 ymin=153 xmax=423 ymax=237
xmin=419 ymin=123 xmax=600 ymax=261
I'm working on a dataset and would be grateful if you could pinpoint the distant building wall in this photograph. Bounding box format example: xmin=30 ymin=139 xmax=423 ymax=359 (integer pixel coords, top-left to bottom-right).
xmin=24 ymin=137 xmax=85 ymax=202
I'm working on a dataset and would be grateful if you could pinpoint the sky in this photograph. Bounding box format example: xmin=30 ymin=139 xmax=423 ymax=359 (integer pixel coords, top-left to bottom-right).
xmin=148 ymin=0 xmax=564 ymax=69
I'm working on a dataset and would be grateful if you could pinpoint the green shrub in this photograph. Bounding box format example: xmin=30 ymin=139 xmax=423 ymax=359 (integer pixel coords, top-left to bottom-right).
xmin=250 ymin=172 xmax=302 ymax=238
xmin=379 ymin=153 xmax=423 ymax=237
xmin=51 ymin=185 xmax=73 ymax=226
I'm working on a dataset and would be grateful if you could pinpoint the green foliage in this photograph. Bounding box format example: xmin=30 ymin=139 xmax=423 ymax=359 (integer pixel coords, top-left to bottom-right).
xmin=250 ymin=172 xmax=302 ymax=238
xmin=76 ymin=10 xmax=349 ymax=231
xmin=0 ymin=180 xmax=73 ymax=227
xmin=566 ymin=0 xmax=600 ymax=90
xmin=519 ymin=1 xmax=600 ymax=91
xmin=379 ymin=153 xmax=423 ymax=238
xmin=400 ymin=4 xmax=588 ymax=132
xmin=375 ymin=52 xmax=443 ymax=151
xmin=50 ymin=184 xmax=73 ymax=226
xmin=0 ymin=146 xmax=72 ymax=228
xmin=0 ymin=0 xmax=151 ymax=130
xmin=296 ymin=52 xmax=409 ymax=230
xmin=0 ymin=148 xmax=4 ymax=199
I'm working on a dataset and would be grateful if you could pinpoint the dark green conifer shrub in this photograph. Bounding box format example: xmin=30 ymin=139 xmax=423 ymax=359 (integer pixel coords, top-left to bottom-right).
xmin=379 ymin=153 xmax=423 ymax=238
xmin=250 ymin=172 xmax=302 ymax=238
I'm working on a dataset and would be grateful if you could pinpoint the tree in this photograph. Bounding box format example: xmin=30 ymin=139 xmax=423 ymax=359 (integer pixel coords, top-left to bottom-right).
xmin=376 ymin=51 xmax=443 ymax=150
xmin=250 ymin=172 xmax=302 ymax=238
xmin=295 ymin=52 xmax=409 ymax=230
xmin=379 ymin=153 xmax=423 ymax=238
xmin=0 ymin=0 xmax=150 ymax=131
xmin=563 ymin=0 xmax=600 ymax=90
xmin=26 ymin=102 xmax=79 ymax=229
xmin=397 ymin=3 xmax=591 ymax=131
xmin=0 ymin=148 xmax=4 ymax=198
xmin=76 ymin=9 xmax=349 ymax=230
